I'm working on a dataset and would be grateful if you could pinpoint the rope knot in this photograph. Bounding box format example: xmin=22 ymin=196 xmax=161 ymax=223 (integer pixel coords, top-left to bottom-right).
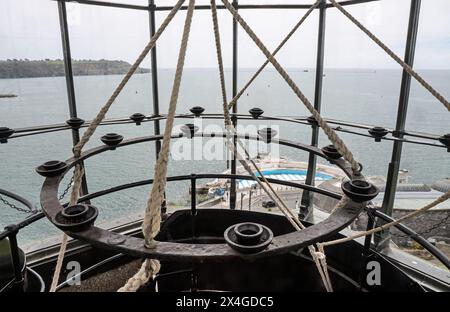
xmin=145 ymin=238 xmax=159 ymax=249
xmin=313 ymin=251 xmax=326 ymax=260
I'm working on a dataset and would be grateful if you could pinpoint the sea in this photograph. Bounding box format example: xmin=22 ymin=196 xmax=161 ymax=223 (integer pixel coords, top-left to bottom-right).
xmin=0 ymin=68 xmax=449 ymax=245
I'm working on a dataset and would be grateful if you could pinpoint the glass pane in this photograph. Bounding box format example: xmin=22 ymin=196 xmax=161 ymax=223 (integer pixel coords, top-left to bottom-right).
xmin=0 ymin=0 xmax=68 ymax=128
xmin=66 ymin=3 xmax=152 ymax=120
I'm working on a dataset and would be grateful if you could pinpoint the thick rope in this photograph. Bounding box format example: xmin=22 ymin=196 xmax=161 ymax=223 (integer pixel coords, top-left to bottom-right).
xmin=221 ymin=0 xmax=360 ymax=174
xmin=212 ymin=0 xmax=305 ymax=232
xmin=49 ymin=1 xmax=186 ymax=292
xmin=227 ymin=0 xmax=321 ymax=110
xmin=117 ymin=258 xmax=161 ymax=293
xmin=49 ymin=233 xmax=68 ymax=292
xmin=223 ymin=134 xmax=333 ymax=291
xmin=212 ymin=1 xmax=332 ymax=291
xmin=211 ymin=0 xmax=231 ymax=124
xmin=49 ymin=166 xmax=84 ymax=292
xmin=328 ymin=0 xmax=450 ymax=112
xmin=211 ymin=0 xmax=296 ymax=220
xmin=142 ymin=0 xmax=195 ymax=248
xmin=118 ymin=0 xmax=196 ymax=292
xmin=72 ymin=0 xmax=187 ymax=159
xmin=320 ymin=189 xmax=450 ymax=248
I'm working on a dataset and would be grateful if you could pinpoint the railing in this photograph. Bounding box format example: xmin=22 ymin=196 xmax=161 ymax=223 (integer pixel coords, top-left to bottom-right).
xmin=1 ymin=0 xmax=448 ymax=229
xmin=1 ymin=0 xmax=449 ymax=291
xmin=1 ymin=169 xmax=449 ymax=292
xmin=4 ymin=112 xmax=447 ymax=149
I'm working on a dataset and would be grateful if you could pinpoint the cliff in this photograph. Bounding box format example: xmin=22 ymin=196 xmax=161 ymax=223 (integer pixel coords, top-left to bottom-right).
xmin=0 ymin=59 xmax=150 ymax=79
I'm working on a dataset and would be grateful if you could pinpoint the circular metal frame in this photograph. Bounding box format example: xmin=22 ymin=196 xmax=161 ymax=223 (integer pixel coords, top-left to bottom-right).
xmin=10 ymin=112 xmax=447 ymax=150
xmin=39 ymin=131 xmax=365 ymax=261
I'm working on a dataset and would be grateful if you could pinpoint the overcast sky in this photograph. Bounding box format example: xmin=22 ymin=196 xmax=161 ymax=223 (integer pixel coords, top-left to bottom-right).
xmin=0 ymin=0 xmax=449 ymax=69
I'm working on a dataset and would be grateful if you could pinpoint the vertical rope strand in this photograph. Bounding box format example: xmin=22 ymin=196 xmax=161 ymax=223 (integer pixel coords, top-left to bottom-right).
xmin=142 ymin=0 xmax=196 ymax=247
xmin=221 ymin=0 xmax=360 ymax=174
xmin=49 ymin=166 xmax=84 ymax=292
xmin=48 ymin=1 xmax=185 ymax=292
xmin=211 ymin=2 xmax=333 ymax=291
xmin=228 ymin=0 xmax=321 ymax=110
xmin=71 ymin=0 xmax=188 ymax=159
xmin=118 ymin=0 xmax=196 ymax=293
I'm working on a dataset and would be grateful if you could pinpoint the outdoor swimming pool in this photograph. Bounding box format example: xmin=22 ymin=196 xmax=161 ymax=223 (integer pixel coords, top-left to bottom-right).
xmin=238 ymin=169 xmax=334 ymax=189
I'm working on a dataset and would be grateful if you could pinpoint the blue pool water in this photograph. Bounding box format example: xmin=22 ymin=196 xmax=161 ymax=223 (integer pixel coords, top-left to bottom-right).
xmin=257 ymin=169 xmax=333 ymax=180
xmin=238 ymin=169 xmax=333 ymax=189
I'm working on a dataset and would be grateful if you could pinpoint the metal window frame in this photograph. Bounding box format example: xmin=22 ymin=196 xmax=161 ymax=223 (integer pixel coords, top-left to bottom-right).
xmin=50 ymin=0 xmax=424 ymax=247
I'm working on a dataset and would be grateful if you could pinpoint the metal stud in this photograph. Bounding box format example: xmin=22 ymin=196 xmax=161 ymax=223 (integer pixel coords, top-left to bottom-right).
xmin=36 ymin=160 xmax=68 ymax=177
xmin=249 ymin=108 xmax=264 ymax=119
xmin=101 ymin=133 xmax=124 ymax=149
xmin=321 ymin=145 xmax=342 ymax=160
xmin=0 ymin=127 xmax=15 ymax=144
xmin=130 ymin=113 xmax=146 ymax=125
xmin=439 ymin=133 xmax=450 ymax=152
xmin=190 ymin=106 xmax=205 ymax=117
xmin=368 ymin=127 xmax=389 ymax=142
xmin=341 ymin=179 xmax=379 ymax=203
xmin=66 ymin=117 xmax=85 ymax=130
xmin=224 ymin=222 xmax=273 ymax=254
xmin=54 ymin=204 xmax=99 ymax=231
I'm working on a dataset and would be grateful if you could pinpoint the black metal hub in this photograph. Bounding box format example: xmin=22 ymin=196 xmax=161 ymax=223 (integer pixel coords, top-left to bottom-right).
xmin=224 ymin=222 xmax=273 ymax=254
xmin=35 ymin=160 xmax=68 ymax=177
xmin=341 ymin=179 xmax=379 ymax=203
xmin=66 ymin=117 xmax=85 ymax=130
xmin=101 ymin=133 xmax=124 ymax=148
xmin=37 ymin=132 xmax=367 ymax=262
xmin=189 ymin=106 xmax=205 ymax=117
xmin=322 ymin=145 xmax=342 ymax=160
xmin=439 ymin=133 xmax=450 ymax=152
xmin=249 ymin=107 xmax=264 ymax=119
xmin=306 ymin=115 xmax=318 ymax=126
xmin=130 ymin=113 xmax=146 ymax=125
xmin=54 ymin=204 xmax=98 ymax=231
xmin=368 ymin=127 xmax=389 ymax=142
xmin=0 ymin=127 xmax=15 ymax=144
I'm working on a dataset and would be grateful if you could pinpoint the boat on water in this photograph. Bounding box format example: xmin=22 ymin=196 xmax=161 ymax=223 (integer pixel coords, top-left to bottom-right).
xmin=1 ymin=0 xmax=450 ymax=294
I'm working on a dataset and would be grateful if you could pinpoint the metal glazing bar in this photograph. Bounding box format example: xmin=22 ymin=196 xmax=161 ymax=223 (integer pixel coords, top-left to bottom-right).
xmin=149 ymin=0 xmax=161 ymax=157
xmin=229 ymin=0 xmax=238 ymax=210
xmin=377 ymin=0 xmax=422 ymax=248
xmin=57 ymin=1 xmax=90 ymax=198
xmin=53 ymin=0 xmax=380 ymax=11
xmin=301 ymin=0 xmax=326 ymax=220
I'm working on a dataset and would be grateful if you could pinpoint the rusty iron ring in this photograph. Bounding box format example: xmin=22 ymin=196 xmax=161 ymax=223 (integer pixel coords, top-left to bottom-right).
xmin=39 ymin=132 xmax=364 ymax=261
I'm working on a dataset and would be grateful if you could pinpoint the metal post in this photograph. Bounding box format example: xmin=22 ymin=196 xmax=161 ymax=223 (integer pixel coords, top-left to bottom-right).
xmin=300 ymin=0 xmax=326 ymax=220
xmin=190 ymin=174 xmax=197 ymax=215
xmin=4 ymin=225 xmax=24 ymax=291
xmin=190 ymin=174 xmax=197 ymax=240
xmin=229 ymin=0 xmax=238 ymax=209
xmin=57 ymin=1 xmax=89 ymax=198
xmin=376 ymin=0 xmax=421 ymax=248
xmin=359 ymin=207 xmax=376 ymax=289
xmin=149 ymin=0 xmax=161 ymax=157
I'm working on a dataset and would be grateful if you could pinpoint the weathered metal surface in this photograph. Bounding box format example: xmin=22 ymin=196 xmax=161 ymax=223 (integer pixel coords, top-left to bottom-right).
xmin=38 ymin=131 xmax=365 ymax=262
xmin=41 ymin=181 xmax=362 ymax=262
